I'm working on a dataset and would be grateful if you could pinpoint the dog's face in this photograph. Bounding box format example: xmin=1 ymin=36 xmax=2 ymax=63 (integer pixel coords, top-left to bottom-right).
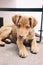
xmin=12 ymin=14 xmax=38 ymax=39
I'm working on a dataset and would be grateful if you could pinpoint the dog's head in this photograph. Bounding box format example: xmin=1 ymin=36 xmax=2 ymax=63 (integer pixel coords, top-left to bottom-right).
xmin=12 ymin=14 xmax=38 ymax=39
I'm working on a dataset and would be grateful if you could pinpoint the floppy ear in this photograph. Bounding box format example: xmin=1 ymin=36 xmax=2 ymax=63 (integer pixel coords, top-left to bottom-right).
xmin=12 ymin=15 xmax=21 ymax=25
xmin=29 ymin=18 xmax=32 ymax=27
xmin=29 ymin=17 xmax=38 ymax=28
xmin=33 ymin=17 xmax=38 ymax=27
xmin=12 ymin=15 xmax=17 ymax=24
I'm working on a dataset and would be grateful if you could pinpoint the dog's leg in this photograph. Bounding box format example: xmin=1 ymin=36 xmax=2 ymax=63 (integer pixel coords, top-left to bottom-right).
xmin=31 ymin=38 xmax=38 ymax=54
xmin=0 ymin=26 xmax=12 ymax=46
xmin=17 ymin=38 xmax=28 ymax=58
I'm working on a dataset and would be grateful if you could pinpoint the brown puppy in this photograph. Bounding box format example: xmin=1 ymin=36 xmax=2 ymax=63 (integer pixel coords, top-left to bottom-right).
xmin=0 ymin=14 xmax=38 ymax=58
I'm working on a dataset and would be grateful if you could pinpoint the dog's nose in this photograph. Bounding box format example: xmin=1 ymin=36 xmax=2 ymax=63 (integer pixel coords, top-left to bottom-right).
xmin=19 ymin=35 xmax=23 ymax=38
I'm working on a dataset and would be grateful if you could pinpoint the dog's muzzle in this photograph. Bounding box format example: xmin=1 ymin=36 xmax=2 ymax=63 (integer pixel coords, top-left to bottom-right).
xmin=19 ymin=35 xmax=23 ymax=38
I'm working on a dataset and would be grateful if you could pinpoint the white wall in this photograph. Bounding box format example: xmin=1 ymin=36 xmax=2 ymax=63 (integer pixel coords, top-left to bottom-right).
xmin=0 ymin=0 xmax=16 ymax=25
xmin=16 ymin=0 xmax=42 ymax=8
xmin=0 ymin=11 xmax=16 ymax=26
xmin=0 ymin=0 xmax=16 ymax=8
xmin=0 ymin=0 xmax=42 ymax=8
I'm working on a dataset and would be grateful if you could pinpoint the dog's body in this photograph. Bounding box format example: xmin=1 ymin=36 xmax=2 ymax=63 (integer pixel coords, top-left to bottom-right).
xmin=0 ymin=14 xmax=38 ymax=58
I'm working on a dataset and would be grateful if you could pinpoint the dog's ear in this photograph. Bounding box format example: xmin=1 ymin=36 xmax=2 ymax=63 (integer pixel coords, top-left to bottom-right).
xmin=29 ymin=18 xmax=32 ymax=27
xmin=29 ymin=17 xmax=38 ymax=28
xmin=12 ymin=15 xmax=18 ymax=24
xmin=12 ymin=15 xmax=21 ymax=25
xmin=33 ymin=17 xmax=38 ymax=27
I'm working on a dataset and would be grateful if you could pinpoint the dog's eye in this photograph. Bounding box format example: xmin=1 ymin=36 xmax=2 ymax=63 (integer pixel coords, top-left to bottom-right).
xmin=26 ymin=26 xmax=29 ymax=29
xmin=18 ymin=24 xmax=21 ymax=28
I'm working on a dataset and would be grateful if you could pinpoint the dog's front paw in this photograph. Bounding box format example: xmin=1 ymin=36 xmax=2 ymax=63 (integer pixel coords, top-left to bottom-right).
xmin=0 ymin=41 xmax=5 ymax=47
xmin=19 ymin=47 xmax=28 ymax=58
xmin=31 ymin=46 xmax=38 ymax=54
